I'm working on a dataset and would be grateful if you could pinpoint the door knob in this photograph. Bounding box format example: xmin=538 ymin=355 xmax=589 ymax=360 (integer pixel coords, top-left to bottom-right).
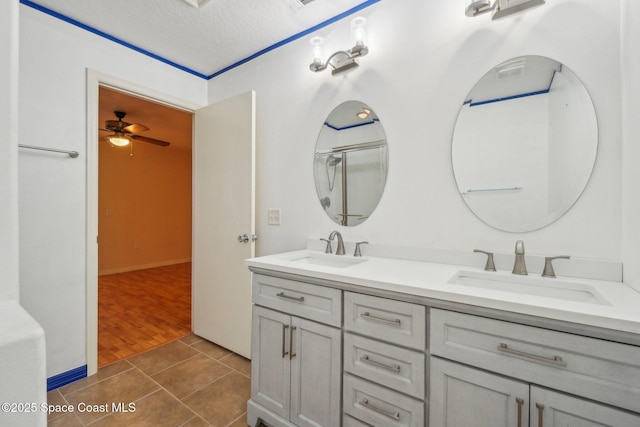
xmin=237 ymin=233 xmax=257 ymax=243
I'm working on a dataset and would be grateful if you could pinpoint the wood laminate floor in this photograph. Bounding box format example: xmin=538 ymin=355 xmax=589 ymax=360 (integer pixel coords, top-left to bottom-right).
xmin=98 ymin=263 xmax=192 ymax=367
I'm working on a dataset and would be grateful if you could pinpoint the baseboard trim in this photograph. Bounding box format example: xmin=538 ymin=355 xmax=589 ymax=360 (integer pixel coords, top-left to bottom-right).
xmin=47 ymin=365 xmax=87 ymax=391
xmin=98 ymin=258 xmax=192 ymax=276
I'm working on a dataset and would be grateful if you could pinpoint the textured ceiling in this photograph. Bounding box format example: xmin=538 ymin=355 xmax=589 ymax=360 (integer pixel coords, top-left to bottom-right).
xmin=26 ymin=0 xmax=374 ymax=78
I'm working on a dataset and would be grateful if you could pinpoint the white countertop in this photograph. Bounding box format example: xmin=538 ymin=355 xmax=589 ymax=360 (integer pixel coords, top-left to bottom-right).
xmin=246 ymin=250 xmax=640 ymax=336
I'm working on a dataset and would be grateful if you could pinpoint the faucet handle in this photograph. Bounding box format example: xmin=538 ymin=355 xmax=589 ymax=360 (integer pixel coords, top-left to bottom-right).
xmin=542 ymin=255 xmax=570 ymax=278
xmin=320 ymin=238 xmax=333 ymax=254
xmin=354 ymin=241 xmax=369 ymax=257
xmin=474 ymin=249 xmax=496 ymax=271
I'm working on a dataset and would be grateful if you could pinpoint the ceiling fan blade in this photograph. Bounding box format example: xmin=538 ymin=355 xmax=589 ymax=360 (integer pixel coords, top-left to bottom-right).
xmin=123 ymin=123 xmax=149 ymax=134
xmin=130 ymin=134 xmax=171 ymax=147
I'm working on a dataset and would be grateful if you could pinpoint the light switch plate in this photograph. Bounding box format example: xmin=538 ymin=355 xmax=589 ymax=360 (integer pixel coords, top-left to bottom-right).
xmin=267 ymin=208 xmax=281 ymax=225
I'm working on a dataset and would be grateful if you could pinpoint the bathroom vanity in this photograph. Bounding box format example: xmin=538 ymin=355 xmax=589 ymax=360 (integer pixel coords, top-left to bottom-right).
xmin=245 ymin=249 xmax=640 ymax=427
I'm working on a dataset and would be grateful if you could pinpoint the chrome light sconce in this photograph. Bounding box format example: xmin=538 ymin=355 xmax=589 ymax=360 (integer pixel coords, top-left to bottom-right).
xmin=309 ymin=17 xmax=369 ymax=76
xmin=465 ymin=0 xmax=545 ymax=19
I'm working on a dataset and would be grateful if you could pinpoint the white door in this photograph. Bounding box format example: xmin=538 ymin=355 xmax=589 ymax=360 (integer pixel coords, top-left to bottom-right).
xmin=192 ymin=90 xmax=255 ymax=358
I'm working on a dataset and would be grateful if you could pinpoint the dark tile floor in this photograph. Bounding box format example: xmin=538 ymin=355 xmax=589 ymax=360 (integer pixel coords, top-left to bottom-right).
xmin=47 ymin=335 xmax=251 ymax=426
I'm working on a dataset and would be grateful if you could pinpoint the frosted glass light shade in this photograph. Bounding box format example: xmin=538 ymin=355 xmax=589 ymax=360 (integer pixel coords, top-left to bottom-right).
xmin=108 ymin=134 xmax=130 ymax=146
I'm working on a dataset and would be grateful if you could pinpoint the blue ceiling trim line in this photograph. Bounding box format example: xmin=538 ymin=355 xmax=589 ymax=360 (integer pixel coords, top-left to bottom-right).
xmin=547 ymin=66 xmax=561 ymax=91
xmin=20 ymin=0 xmax=208 ymax=79
xmin=206 ymin=0 xmax=381 ymax=80
xmin=20 ymin=0 xmax=380 ymax=81
xmin=325 ymin=118 xmax=379 ymax=131
xmin=468 ymin=89 xmax=550 ymax=107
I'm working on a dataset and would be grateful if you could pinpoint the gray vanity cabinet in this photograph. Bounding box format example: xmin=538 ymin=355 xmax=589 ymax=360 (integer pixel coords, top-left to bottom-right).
xmin=342 ymin=292 xmax=426 ymax=427
xmin=429 ymin=308 xmax=640 ymax=426
xmin=530 ymin=387 xmax=640 ymax=426
xmin=431 ymin=357 xmax=640 ymax=426
xmin=430 ymin=357 xmax=529 ymax=427
xmin=247 ymin=269 xmax=640 ymax=427
xmin=248 ymin=275 xmax=342 ymax=427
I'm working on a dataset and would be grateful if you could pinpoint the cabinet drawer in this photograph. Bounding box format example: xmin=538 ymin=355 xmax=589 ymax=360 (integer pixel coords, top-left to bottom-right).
xmin=343 ymin=415 xmax=372 ymax=427
xmin=430 ymin=308 xmax=640 ymax=413
xmin=344 ymin=332 xmax=425 ymax=399
xmin=343 ymin=374 xmax=424 ymax=427
xmin=252 ymin=274 xmax=341 ymax=327
xmin=344 ymin=292 xmax=426 ymax=350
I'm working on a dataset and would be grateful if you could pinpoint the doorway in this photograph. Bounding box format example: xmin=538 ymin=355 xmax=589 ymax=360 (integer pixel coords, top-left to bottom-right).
xmin=86 ymin=72 xmax=255 ymax=376
xmin=97 ymin=85 xmax=194 ymax=367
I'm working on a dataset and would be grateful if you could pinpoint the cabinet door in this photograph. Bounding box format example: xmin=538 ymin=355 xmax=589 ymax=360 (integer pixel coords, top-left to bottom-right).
xmin=290 ymin=316 xmax=342 ymax=427
xmin=530 ymin=386 xmax=640 ymax=427
xmin=430 ymin=358 xmax=529 ymax=427
xmin=251 ymin=306 xmax=291 ymax=420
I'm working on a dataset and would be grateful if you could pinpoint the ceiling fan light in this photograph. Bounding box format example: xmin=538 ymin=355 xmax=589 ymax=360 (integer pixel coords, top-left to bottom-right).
xmin=357 ymin=108 xmax=371 ymax=119
xmin=108 ymin=134 xmax=130 ymax=147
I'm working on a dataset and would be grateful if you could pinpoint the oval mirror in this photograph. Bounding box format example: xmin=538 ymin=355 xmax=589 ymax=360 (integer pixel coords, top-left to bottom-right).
xmin=314 ymin=100 xmax=388 ymax=226
xmin=452 ymin=56 xmax=597 ymax=232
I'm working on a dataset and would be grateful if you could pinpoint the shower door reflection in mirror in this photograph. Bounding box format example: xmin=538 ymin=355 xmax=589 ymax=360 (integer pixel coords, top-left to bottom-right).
xmin=314 ymin=101 xmax=388 ymax=226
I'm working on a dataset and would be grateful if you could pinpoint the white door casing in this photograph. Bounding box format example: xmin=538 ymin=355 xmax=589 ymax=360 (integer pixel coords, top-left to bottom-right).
xmin=86 ymin=70 xmax=202 ymax=376
xmin=192 ymin=90 xmax=256 ymax=358
xmin=87 ymin=70 xmax=255 ymax=373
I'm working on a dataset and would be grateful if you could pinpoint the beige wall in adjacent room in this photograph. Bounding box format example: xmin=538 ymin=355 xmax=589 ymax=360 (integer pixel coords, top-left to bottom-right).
xmin=98 ymin=131 xmax=192 ymax=275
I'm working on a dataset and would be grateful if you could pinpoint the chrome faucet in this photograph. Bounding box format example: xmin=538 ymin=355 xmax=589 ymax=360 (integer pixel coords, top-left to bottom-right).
xmin=512 ymin=240 xmax=527 ymax=275
xmin=328 ymin=231 xmax=345 ymax=255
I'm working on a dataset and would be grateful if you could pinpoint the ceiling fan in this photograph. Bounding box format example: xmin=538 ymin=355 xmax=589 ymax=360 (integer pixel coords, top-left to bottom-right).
xmin=100 ymin=111 xmax=170 ymax=147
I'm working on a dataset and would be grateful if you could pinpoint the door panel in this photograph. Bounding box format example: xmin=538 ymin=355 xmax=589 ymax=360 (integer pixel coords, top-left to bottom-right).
xmin=430 ymin=357 xmax=529 ymax=427
xmin=251 ymin=306 xmax=291 ymax=419
xmin=290 ymin=316 xmax=342 ymax=427
xmin=192 ymin=91 xmax=256 ymax=358
xmin=530 ymin=386 xmax=640 ymax=426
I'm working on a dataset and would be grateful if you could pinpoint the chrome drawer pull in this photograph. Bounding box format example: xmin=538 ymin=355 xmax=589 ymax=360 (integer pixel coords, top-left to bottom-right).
xmin=360 ymin=312 xmax=401 ymax=327
xmin=289 ymin=326 xmax=296 ymax=360
xmin=497 ymin=343 xmax=567 ymax=368
xmin=276 ymin=292 xmax=305 ymax=302
xmin=536 ymin=403 xmax=544 ymax=427
xmin=360 ymin=355 xmax=401 ymax=373
xmin=282 ymin=324 xmax=289 ymax=358
xmin=516 ymin=398 xmax=524 ymax=427
xmin=360 ymin=398 xmax=400 ymax=421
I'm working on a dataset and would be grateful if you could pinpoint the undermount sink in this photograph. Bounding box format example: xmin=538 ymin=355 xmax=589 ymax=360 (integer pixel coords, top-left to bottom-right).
xmin=286 ymin=252 xmax=368 ymax=269
xmin=449 ymin=270 xmax=609 ymax=305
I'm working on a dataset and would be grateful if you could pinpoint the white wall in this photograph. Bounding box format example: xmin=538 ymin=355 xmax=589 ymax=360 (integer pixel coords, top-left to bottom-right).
xmin=16 ymin=0 xmax=634 ymax=381
xmin=621 ymin=0 xmax=640 ymax=291
xmin=208 ymin=0 xmax=621 ymax=262
xmin=18 ymin=5 xmax=207 ymax=378
xmin=2 ymin=3 xmax=47 ymax=425
xmin=452 ymin=95 xmax=549 ymax=231
xmin=1 ymin=0 xmax=19 ymax=301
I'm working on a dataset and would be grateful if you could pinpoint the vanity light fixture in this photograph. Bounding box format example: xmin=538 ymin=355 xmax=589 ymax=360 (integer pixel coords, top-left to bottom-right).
xmin=465 ymin=0 xmax=545 ymax=19
xmin=309 ymin=16 xmax=369 ymax=76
